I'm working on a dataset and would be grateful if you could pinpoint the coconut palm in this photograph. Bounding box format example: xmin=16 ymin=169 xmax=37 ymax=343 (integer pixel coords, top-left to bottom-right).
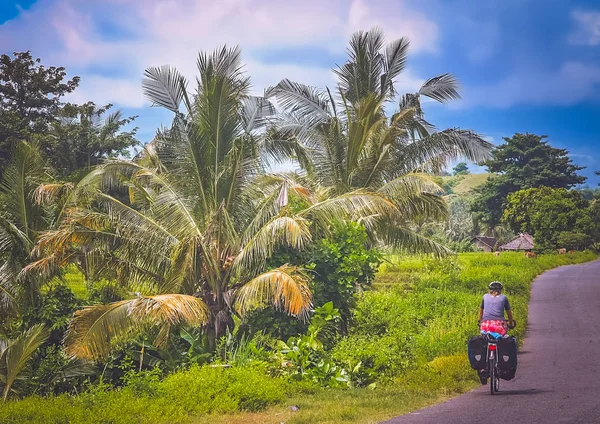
xmin=266 ymin=28 xmax=493 ymax=252
xmin=29 ymin=46 xmax=398 ymax=360
xmin=0 ymin=142 xmax=50 ymax=316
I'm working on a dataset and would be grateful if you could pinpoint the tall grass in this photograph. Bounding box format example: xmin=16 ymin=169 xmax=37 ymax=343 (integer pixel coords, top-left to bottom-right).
xmin=354 ymin=251 xmax=597 ymax=367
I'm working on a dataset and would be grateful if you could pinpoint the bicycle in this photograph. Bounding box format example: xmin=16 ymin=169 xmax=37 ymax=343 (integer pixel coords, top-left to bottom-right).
xmin=480 ymin=320 xmax=517 ymax=395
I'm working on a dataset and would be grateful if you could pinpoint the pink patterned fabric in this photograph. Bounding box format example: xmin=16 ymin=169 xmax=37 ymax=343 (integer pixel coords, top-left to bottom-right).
xmin=480 ymin=319 xmax=507 ymax=336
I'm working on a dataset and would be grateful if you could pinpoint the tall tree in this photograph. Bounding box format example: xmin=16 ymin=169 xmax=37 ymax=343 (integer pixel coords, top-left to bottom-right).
xmin=0 ymin=52 xmax=79 ymax=174
xmin=46 ymin=102 xmax=139 ymax=177
xmin=0 ymin=142 xmax=48 ymax=316
xmin=28 ymin=46 xmax=398 ymax=360
xmin=452 ymin=162 xmax=469 ymax=176
xmin=502 ymin=187 xmax=594 ymax=250
xmin=266 ymin=28 xmax=492 ymax=252
xmin=471 ymin=133 xmax=586 ymax=228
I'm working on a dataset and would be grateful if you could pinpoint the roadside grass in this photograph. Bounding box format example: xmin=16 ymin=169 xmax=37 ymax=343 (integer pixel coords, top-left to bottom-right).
xmin=210 ymin=354 xmax=477 ymax=424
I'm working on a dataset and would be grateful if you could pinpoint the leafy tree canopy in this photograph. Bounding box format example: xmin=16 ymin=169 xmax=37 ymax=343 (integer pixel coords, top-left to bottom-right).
xmin=452 ymin=162 xmax=469 ymax=176
xmin=46 ymin=102 xmax=139 ymax=177
xmin=0 ymin=52 xmax=79 ymax=173
xmin=471 ymin=133 xmax=586 ymax=228
xmin=502 ymin=186 xmax=595 ymax=251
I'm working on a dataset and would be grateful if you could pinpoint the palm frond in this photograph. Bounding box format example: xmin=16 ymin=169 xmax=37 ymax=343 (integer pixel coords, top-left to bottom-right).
xmin=394 ymin=129 xmax=493 ymax=176
xmin=373 ymin=220 xmax=452 ymax=257
xmin=382 ymin=37 xmax=410 ymax=97
xmin=241 ymin=96 xmax=276 ymax=133
xmin=299 ymin=190 xmax=399 ymax=228
xmin=0 ymin=142 xmax=45 ymax=243
xmin=232 ymin=216 xmax=312 ymax=277
xmin=418 ymin=73 xmax=461 ymax=104
xmin=236 ymin=265 xmax=312 ymax=317
xmin=1 ymin=324 xmax=49 ymax=400
xmin=64 ymin=294 xmax=209 ymax=360
xmin=378 ymin=174 xmax=448 ymax=221
xmin=266 ymin=79 xmax=331 ymax=126
xmin=335 ymin=27 xmax=386 ymax=103
xmin=142 ymin=65 xmax=190 ymax=113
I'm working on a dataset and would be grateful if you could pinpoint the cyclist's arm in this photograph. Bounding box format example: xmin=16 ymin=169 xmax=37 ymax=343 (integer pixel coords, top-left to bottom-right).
xmin=479 ymin=307 xmax=484 ymax=323
xmin=507 ymin=309 xmax=514 ymax=326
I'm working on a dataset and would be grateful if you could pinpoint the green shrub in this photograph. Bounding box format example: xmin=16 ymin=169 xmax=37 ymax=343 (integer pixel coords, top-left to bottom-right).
xmin=309 ymin=222 xmax=382 ymax=326
xmin=332 ymin=331 xmax=414 ymax=386
xmin=122 ymin=368 xmax=162 ymax=397
xmin=556 ymin=231 xmax=594 ymax=251
xmin=0 ymin=365 xmax=289 ymax=423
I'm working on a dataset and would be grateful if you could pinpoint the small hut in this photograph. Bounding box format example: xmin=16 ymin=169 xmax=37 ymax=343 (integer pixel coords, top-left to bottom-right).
xmin=470 ymin=236 xmax=498 ymax=252
xmin=499 ymin=233 xmax=534 ymax=251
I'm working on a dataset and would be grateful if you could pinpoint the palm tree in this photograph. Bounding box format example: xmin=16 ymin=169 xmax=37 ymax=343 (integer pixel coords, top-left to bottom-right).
xmin=0 ymin=324 xmax=49 ymax=400
xmin=0 ymin=142 xmax=49 ymax=316
xmin=29 ymin=46 xmax=398 ymax=360
xmin=266 ymin=28 xmax=492 ymax=252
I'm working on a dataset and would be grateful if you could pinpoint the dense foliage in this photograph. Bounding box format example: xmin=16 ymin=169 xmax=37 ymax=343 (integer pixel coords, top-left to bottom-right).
xmin=0 ymin=52 xmax=79 ymax=174
xmin=471 ymin=133 xmax=586 ymax=229
xmin=0 ymin=28 xmax=598 ymax=424
xmin=452 ymin=162 xmax=469 ymax=176
xmin=502 ymin=187 xmax=596 ymax=251
xmin=1 ymin=252 xmax=596 ymax=422
xmin=46 ymin=102 xmax=139 ymax=177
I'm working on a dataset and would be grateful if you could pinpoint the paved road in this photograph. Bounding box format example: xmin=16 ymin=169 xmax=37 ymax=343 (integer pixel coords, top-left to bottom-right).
xmin=386 ymin=259 xmax=600 ymax=424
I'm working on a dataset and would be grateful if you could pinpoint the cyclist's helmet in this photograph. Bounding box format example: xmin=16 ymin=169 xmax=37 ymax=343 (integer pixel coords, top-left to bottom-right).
xmin=489 ymin=281 xmax=503 ymax=291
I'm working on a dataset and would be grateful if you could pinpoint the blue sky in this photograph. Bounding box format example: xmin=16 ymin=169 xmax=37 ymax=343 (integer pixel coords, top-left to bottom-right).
xmin=1 ymin=0 xmax=599 ymax=185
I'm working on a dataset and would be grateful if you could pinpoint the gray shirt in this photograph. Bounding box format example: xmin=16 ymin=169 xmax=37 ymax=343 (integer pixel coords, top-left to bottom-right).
xmin=480 ymin=293 xmax=510 ymax=321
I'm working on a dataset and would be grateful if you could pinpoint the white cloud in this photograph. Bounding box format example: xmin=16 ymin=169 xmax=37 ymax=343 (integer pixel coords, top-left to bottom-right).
xmin=66 ymin=75 xmax=146 ymax=108
xmin=0 ymin=0 xmax=440 ymax=110
xmin=569 ymin=10 xmax=600 ymax=46
xmin=454 ymin=62 xmax=600 ymax=109
xmin=347 ymin=0 xmax=438 ymax=54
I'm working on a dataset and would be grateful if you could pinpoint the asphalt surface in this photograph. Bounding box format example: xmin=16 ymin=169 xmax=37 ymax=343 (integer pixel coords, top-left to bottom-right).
xmin=385 ymin=259 xmax=600 ymax=424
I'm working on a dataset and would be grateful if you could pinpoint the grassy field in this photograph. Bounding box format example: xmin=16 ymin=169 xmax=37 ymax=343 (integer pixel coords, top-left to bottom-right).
xmin=443 ymin=173 xmax=491 ymax=195
xmin=1 ymin=251 xmax=597 ymax=424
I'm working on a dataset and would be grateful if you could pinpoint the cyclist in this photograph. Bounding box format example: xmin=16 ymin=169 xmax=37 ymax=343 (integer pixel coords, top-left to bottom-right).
xmin=477 ymin=281 xmax=515 ymax=384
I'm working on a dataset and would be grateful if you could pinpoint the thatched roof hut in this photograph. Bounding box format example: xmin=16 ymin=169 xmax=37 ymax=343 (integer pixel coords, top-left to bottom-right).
xmin=499 ymin=233 xmax=534 ymax=251
xmin=470 ymin=236 xmax=498 ymax=252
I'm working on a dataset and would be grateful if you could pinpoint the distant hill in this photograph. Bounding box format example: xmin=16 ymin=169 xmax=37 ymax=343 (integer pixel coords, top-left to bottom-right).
xmin=441 ymin=173 xmax=492 ymax=195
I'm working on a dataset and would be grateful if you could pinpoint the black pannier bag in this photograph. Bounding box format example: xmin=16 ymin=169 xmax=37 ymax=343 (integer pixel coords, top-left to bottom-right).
xmin=468 ymin=335 xmax=487 ymax=370
xmin=498 ymin=367 xmax=516 ymax=381
xmin=497 ymin=336 xmax=518 ymax=379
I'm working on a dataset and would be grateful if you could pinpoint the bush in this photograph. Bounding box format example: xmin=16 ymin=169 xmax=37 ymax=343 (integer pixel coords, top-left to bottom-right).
xmin=556 ymin=231 xmax=593 ymax=251
xmin=0 ymin=365 xmax=289 ymax=424
xmin=309 ymin=222 xmax=382 ymax=327
xmin=332 ymin=331 xmax=414 ymax=386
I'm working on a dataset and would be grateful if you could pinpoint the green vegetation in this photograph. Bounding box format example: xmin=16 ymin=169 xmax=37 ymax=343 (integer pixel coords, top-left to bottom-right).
xmin=452 ymin=162 xmax=469 ymax=176
xmin=447 ymin=173 xmax=491 ymax=195
xmin=471 ymin=133 xmax=586 ymax=229
xmin=0 ymin=27 xmax=598 ymax=424
xmin=1 ymin=251 xmax=596 ymax=423
xmin=0 ymin=366 xmax=289 ymax=424
xmin=503 ymin=187 xmax=597 ymax=251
